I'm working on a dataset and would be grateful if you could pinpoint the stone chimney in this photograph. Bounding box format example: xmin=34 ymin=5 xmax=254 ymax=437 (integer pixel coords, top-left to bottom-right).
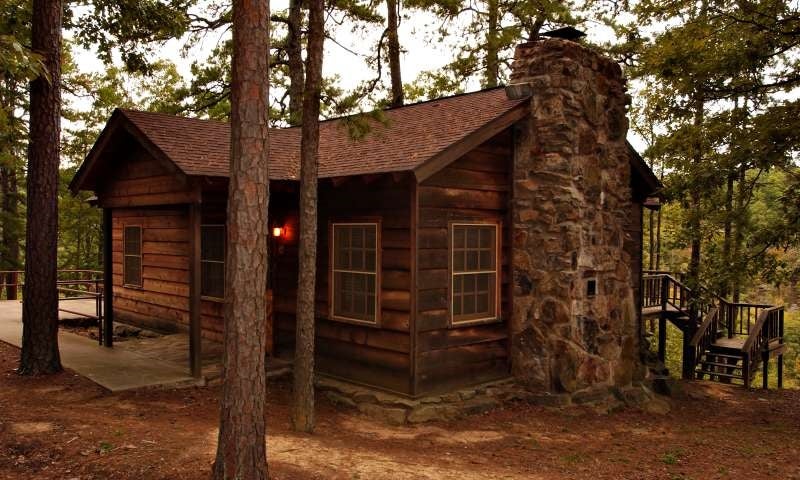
xmin=507 ymin=37 xmax=644 ymax=399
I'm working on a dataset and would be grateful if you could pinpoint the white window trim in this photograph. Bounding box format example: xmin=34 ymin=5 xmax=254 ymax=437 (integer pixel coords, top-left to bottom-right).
xmin=450 ymin=222 xmax=501 ymax=326
xmin=330 ymin=222 xmax=380 ymax=326
xmin=200 ymin=223 xmax=226 ymax=300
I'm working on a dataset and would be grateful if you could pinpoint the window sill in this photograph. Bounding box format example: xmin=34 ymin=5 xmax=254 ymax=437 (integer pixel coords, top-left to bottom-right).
xmin=122 ymin=284 xmax=144 ymax=290
xmin=201 ymin=296 xmax=225 ymax=303
xmin=328 ymin=314 xmax=380 ymax=328
xmin=450 ymin=315 xmax=503 ymax=328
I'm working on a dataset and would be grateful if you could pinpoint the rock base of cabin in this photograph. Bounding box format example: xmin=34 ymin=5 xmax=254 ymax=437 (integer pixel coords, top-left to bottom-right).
xmin=317 ymin=377 xmax=666 ymax=425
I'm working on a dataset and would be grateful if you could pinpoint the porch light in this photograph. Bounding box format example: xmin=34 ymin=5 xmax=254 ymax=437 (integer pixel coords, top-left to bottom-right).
xmin=272 ymin=226 xmax=283 ymax=238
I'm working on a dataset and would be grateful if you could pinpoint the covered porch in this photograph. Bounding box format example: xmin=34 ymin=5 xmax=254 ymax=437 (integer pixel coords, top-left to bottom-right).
xmin=0 ymin=297 xmax=291 ymax=391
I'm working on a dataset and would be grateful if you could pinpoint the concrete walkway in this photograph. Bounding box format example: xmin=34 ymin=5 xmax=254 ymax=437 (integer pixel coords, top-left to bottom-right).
xmin=0 ymin=300 xmax=198 ymax=392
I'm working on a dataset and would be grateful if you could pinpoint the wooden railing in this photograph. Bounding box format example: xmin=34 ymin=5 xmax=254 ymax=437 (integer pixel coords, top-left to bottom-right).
xmin=0 ymin=269 xmax=103 ymax=300
xmin=689 ymin=307 xmax=720 ymax=367
xmin=642 ymin=271 xmax=771 ymax=337
xmin=1 ymin=269 xmax=105 ymax=345
xmin=741 ymin=306 xmax=785 ymax=388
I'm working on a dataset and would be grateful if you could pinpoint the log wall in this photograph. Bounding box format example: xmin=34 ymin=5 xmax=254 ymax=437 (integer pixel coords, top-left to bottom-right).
xmin=414 ymin=130 xmax=514 ymax=395
xmin=274 ymin=176 xmax=415 ymax=394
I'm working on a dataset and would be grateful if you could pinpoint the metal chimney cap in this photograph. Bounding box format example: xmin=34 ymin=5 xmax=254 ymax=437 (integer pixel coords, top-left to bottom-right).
xmin=540 ymin=26 xmax=586 ymax=41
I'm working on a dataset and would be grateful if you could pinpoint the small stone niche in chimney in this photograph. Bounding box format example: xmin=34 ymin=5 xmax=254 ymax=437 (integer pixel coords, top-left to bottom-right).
xmin=586 ymin=278 xmax=598 ymax=297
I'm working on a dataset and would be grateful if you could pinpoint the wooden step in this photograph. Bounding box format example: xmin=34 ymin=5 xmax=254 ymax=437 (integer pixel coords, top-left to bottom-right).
xmin=703 ymin=352 xmax=742 ymax=361
xmin=699 ymin=361 xmax=742 ymax=369
xmin=695 ymin=369 xmax=743 ymax=380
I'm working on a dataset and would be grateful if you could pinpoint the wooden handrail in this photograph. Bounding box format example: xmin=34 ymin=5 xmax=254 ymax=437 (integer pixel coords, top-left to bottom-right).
xmin=741 ymin=306 xmax=783 ymax=353
xmin=690 ymin=307 xmax=719 ymax=347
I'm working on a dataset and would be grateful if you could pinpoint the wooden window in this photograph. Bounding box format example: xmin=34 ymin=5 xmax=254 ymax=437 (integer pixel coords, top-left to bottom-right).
xmin=123 ymin=226 xmax=142 ymax=287
xmin=201 ymin=225 xmax=226 ymax=299
xmin=331 ymin=223 xmax=379 ymax=325
xmin=450 ymin=223 xmax=499 ymax=325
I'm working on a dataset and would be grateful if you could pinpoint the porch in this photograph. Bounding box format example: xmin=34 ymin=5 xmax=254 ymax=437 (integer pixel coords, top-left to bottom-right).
xmin=0 ymin=298 xmax=291 ymax=391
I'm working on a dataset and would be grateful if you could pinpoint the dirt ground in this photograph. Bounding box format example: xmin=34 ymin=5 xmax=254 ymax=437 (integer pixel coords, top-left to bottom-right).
xmin=1 ymin=341 xmax=799 ymax=480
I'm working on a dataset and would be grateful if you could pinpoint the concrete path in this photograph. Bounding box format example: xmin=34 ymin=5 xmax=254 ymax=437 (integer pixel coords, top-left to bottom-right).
xmin=0 ymin=300 xmax=198 ymax=392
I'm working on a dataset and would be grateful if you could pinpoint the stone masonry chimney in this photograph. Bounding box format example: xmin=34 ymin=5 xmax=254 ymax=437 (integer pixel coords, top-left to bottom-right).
xmin=507 ymin=38 xmax=644 ymax=399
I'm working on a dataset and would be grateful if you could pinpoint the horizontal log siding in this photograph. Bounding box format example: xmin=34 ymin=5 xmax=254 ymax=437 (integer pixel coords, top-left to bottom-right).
xmin=274 ymin=177 xmax=414 ymax=394
xmin=414 ymin=130 xmax=513 ymax=396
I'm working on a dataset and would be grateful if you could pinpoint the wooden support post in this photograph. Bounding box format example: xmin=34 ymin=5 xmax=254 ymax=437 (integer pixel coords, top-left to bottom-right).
xmin=682 ymin=327 xmax=696 ymax=380
xmin=762 ymin=350 xmax=769 ymax=390
xmin=658 ymin=316 xmax=666 ymax=364
xmin=189 ymin=203 xmax=202 ymax=378
xmin=777 ymin=355 xmax=783 ymax=389
xmin=102 ymin=208 xmax=114 ymax=348
xmin=743 ymin=353 xmax=750 ymax=389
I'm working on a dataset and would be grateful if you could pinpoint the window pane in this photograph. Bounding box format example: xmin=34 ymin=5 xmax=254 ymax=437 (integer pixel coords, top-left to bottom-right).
xmin=451 ymin=224 xmax=499 ymax=323
xmin=476 ymin=293 xmax=489 ymax=314
xmin=352 ymin=247 xmax=364 ymax=270
xmin=476 ymin=273 xmax=490 ymax=291
xmin=466 ymin=251 xmax=479 ymax=271
xmin=463 ymin=293 xmax=476 ymax=315
xmin=352 ymin=227 xmax=364 ymax=248
xmin=479 ymin=227 xmax=493 ymax=248
xmin=454 ymin=226 xmax=465 ymax=249
xmin=453 ymin=250 xmax=465 ymax=272
xmin=332 ymin=224 xmax=378 ymax=322
xmin=201 ymin=261 xmax=225 ymax=298
xmin=124 ymin=227 xmax=141 ymax=255
xmin=201 ymin=226 xmax=225 ymax=262
xmin=466 ymin=228 xmax=479 ymax=248
xmin=124 ymin=256 xmax=141 ymax=286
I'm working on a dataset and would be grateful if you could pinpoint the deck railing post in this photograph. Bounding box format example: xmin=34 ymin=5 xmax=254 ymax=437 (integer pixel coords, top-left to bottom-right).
xmin=762 ymin=348 xmax=769 ymax=390
xmin=8 ymin=271 xmax=18 ymax=300
xmin=102 ymin=208 xmax=114 ymax=348
xmin=743 ymin=353 xmax=750 ymax=389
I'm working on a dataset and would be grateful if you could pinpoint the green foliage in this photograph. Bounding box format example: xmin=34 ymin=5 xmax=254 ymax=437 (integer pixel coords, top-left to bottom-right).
xmin=631 ymin=0 xmax=800 ymax=298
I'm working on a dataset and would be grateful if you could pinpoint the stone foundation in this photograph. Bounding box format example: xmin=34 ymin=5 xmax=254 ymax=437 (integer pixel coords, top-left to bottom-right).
xmin=318 ymin=377 xmax=664 ymax=425
xmin=507 ymin=38 xmax=644 ymax=399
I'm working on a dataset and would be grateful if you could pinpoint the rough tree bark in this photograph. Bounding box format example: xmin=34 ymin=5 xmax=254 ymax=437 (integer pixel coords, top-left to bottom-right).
xmin=287 ymin=0 xmax=304 ymax=125
xmin=386 ymin=0 xmax=403 ymax=107
xmin=18 ymin=0 xmax=63 ymax=376
xmin=484 ymin=0 xmax=499 ymax=88
xmin=292 ymin=0 xmax=324 ymax=433
xmin=212 ymin=0 xmax=271 ymax=477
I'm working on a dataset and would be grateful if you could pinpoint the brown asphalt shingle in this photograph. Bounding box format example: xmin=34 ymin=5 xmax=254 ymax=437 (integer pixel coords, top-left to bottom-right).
xmin=119 ymin=88 xmax=526 ymax=180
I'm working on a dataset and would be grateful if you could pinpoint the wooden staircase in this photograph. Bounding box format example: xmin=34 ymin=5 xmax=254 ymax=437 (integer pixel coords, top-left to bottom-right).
xmin=641 ymin=272 xmax=786 ymax=389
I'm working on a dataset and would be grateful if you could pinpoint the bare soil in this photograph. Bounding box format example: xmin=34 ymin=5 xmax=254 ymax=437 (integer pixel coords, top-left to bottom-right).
xmin=0 ymin=340 xmax=798 ymax=480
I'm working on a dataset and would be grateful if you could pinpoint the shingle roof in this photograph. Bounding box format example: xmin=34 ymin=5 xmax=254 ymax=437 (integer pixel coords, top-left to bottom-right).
xmin=117 ymin=87 xmax=527 ymax=181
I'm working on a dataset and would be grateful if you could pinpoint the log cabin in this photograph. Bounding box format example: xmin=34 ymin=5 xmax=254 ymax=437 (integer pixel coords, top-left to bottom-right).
xmin=70 ymin=37 xmax=661 ymax=399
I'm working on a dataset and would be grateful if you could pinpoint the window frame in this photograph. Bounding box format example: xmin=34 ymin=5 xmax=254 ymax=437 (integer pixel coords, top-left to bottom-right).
xmin=328 ymin=220 xmax=381 ymax=327
xmin=200 ymin=223 xmax=226 ymax=301
xmin=448 ymin=221 xmax=502 ymax=327
xmin=122 ymin=225 xmax=143 ymax=289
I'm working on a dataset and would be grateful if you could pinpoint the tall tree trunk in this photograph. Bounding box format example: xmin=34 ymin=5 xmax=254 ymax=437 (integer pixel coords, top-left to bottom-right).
xmin=731 ymin=165 xmax=747 ymax=303
xmin=292 ymin=0 xmax=324 ymax=433
xmin=19 ymin=0 xmax=63 ymax=376
xmin=386 ymin=0 xmax=403 ymax=107
xmin=687 ymin=90 xmax=705 ymax=296
xmin=484 ymin=0 xmax=499 ymax=88
xmin=721 ymin=171 xmax=734 ymax=298
xmin=213 ymin=0 xmax=270 ymax=477
xmin=1 ymin=166 xmax=21 ymax=299
xmin=287 ymin=0 xmax=304 ymax=126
